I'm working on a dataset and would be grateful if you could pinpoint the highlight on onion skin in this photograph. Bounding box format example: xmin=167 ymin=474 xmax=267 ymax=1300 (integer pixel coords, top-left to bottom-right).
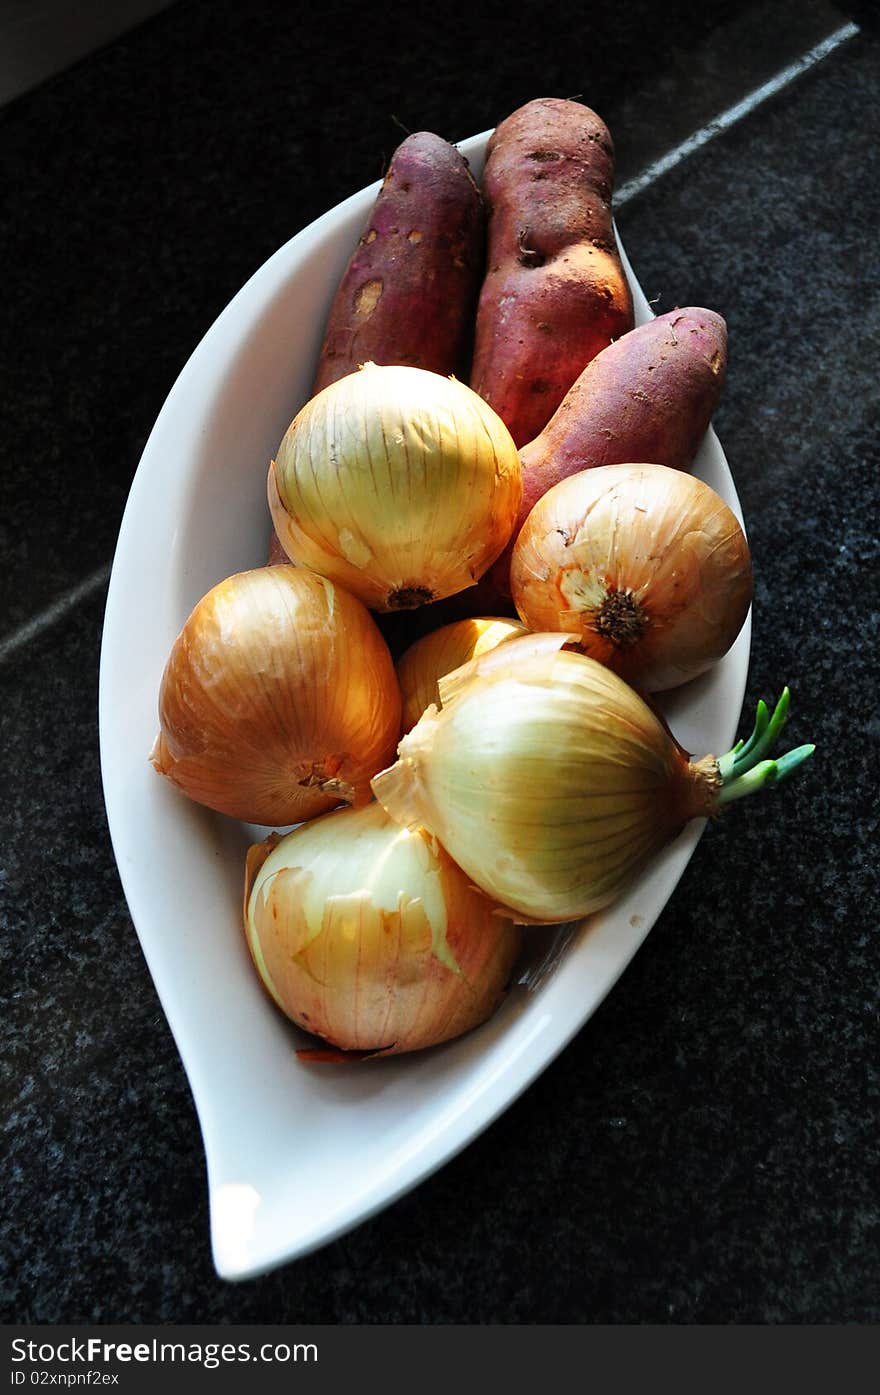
xmin=268 ymin=362 xmax=523 ymax=613
xmin=150 ymin=565 xmax=402 ymax=827
xmin=243 ymin=802 xmax=524 ymax=1058
xmin=509 ymin=462 xmax=753 ymax=693
xmin=396 ymin=616 xmax=527 ymax=733
xmin=372 ymin=637 xmax=814 ymax=925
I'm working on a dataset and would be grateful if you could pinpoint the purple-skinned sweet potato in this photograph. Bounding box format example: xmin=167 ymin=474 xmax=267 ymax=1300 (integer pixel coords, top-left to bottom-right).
xmin=470 ymin=97 xmax=634 ymax=448
xmin=268 ymin=131 xmax=485 ymax=565
xmin=484 ymin=306 xmax=728 ymax=598
xmin=311 ymin=131 xmax=485 ymax=393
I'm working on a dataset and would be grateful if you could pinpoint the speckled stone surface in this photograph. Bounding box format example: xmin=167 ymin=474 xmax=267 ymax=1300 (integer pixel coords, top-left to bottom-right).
xmin=1 ymin=0 xmax=878 ymax=1325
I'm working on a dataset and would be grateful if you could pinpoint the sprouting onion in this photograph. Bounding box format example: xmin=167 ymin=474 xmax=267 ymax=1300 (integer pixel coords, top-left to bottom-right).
xmin=372 ymin=636 xmax=814 ymax=923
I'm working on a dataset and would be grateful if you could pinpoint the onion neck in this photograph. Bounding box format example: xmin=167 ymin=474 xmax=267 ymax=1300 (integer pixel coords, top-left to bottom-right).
xmin=679 ymin=753 xmax=723 ymax=823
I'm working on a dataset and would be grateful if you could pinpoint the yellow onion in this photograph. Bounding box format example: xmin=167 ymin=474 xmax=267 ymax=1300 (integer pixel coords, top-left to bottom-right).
xmin=150 ymin=565 xmax=401 ymax=826
xmin=510 ymin=463 xmax=753 ymax=692
xmin=396 ymin=616 xmax=528 ymax=732
xmin=268 ymin=362 xmax=522 ymax=611
xmin=243 ymin=801 xmax=523 ymax=1057
xmin=372 ymin=635 xmax=813 ymax=923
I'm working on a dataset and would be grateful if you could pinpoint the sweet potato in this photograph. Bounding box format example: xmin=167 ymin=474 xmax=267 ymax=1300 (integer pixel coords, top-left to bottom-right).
xmin=269 ymin=131 xmax=485 ymax=565
xmin=469 ymin=97 xmax=634 ymax=447
xmin=485 ymin=306 xmax=728 ymax=598
xmin=311 ymin=130 xmax=485 ymax=392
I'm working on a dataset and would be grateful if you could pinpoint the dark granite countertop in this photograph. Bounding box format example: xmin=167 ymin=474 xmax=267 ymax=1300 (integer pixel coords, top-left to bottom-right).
xmin=1 ymin=0 xmax=877 ymax=1324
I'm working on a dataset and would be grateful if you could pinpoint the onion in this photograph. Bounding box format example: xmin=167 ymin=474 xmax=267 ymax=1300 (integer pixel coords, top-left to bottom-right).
xmin=509 ymin=463 xmax=753 ymax=692
xmin=396 ymin=616 xmax=527 ymax=732
xmin=372 ymin=636 xmax=813 ymax=923
xmin=268 ymin=363 xmax=522 ymax=611
xmin=243 ymin=801 xmax=523 ymax=1056
xmin=150 ymin=565 xmax=401 ymax=826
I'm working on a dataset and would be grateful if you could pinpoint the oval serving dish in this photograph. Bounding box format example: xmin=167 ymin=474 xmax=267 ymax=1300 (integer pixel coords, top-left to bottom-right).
xmin=98 ymin=131 xmax=750 ymax=1280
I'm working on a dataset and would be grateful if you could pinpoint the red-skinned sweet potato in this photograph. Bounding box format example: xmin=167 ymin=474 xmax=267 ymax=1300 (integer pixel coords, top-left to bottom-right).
xmin=311 ymin=131 xmax=485 ymax=393
xmin=269 ymin=130 xmax=485 ymax=567
xmin=470 ymin=97 xmax=634 ymax=448
xmin=482 ymin=306 xmax=728 ymax=599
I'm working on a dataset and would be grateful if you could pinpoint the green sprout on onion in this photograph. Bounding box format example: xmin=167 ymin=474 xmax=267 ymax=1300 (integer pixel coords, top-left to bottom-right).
xmin=716 ymin=687 xmax=815 ymax=806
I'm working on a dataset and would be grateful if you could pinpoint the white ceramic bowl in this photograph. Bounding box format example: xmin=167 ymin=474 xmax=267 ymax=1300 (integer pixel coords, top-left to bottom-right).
xmin=99 ymin=131 xmax=750 ymax=1280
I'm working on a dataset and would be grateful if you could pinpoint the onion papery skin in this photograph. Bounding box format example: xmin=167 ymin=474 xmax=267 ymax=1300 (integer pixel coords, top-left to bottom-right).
xmin=397 ymin=616 xmax=527 ymax=733
xmin=372 ymin=639 xmax=720 ymax=923
xmin=268 ymin=363 xmax=523 ymax=612
xmin=509 ymin=463 xmax=753 ymax=692
xmin=151 ymin=566 xmax=402 ymax=826
xmin=244 ymin=802 xmax=523 ymax=1056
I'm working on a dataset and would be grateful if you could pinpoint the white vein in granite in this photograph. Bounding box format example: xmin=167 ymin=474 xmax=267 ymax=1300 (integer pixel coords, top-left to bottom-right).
xmin=616 ymin=21 xmax=860 ymax=207
xmin=0 ymin=562 xmax=111 ymax=665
